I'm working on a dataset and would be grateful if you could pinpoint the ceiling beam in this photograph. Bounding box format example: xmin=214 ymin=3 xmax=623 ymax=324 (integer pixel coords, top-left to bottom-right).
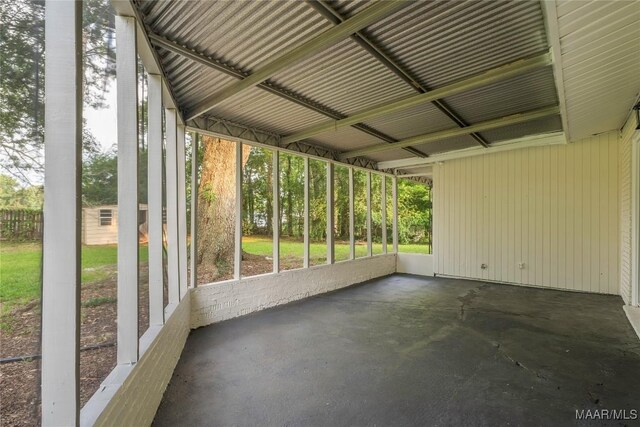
xmin=307 ymin=0 xmax=489 ymax=148
xmin=339 ymin=106 xmax=560 ymax=160
xmin=282 ymin=52 xmax=552 ymax=145
xmin=185 ymin=0 xmax=406 ymax=121
xmin=148 ymin=32 xmax=427 ymax=158
xmin=379 ymin=132 xmax=567 ymax=170
xmin=396 ymin=172 xmax=433 ymax=178
xmin=540 ymin=0 xmax=570 ymax=142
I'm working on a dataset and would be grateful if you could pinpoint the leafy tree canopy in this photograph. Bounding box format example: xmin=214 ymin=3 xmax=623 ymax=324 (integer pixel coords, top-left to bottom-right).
xmin=0 ymin=0 xmax=115 ymax=184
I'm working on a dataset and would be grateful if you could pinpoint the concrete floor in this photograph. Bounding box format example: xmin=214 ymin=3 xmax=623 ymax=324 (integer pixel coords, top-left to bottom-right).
xmin=154 ymin=274 xmax=640 ymax=426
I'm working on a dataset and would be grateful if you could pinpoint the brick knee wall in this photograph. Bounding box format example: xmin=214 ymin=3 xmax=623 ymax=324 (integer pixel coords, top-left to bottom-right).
xmin=191 ymin=254 xmax=397 ymax=328
xmin=82 ymin=297 xmax=191 ymax=427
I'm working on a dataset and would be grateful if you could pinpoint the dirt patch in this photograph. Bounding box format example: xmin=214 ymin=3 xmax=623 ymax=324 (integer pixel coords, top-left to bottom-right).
xmin=0 ymin=264 xmax=150 ymax=426
xmin=1 ymin=255 xmax=292 ymax=425
xmin=197 ymin=252 xmax=306 ymax=285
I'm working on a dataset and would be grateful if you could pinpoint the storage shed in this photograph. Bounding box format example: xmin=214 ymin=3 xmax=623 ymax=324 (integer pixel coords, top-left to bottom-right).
xmin=81 ymin=204 xmax=148 ymax=245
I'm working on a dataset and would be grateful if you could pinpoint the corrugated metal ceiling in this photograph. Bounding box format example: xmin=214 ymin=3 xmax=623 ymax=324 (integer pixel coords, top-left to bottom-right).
xmin=134 ymin=0 xmax=563 ymax=167
xmin=555 ymin=0 xmax=640 ymax=141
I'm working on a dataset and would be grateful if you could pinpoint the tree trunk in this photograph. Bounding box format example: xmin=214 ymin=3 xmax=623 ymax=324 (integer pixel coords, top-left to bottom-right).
xmin=196 ymin=137 xmax=250 ymax=280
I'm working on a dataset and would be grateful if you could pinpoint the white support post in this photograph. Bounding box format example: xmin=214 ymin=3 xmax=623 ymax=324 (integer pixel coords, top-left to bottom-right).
xmin=392 ymin=176 xmax=398 ymax=253
xmin=165 ymin=108 xmax=180 ymax=304
xmin=147 ymin=74 xmax=164 ymax=325
xmin=349 ymin=168 xmax=355 ymax=260
xmin=326 ymin=162 xmax=335 ymax=264
xmin=366 ymin=171 xmax=372 ymax=256
xmin=234 ymin=142 xmax=242 ymax=279
xmin=177 ymin=126 xmax=188 ymax=298
xmin=115 ymin=15 xmax=139 ymax=365
xmin=303 ymin=157 xmax=310 ymax=268
xmin=273 ymin=151 xmax=280 ymax=273
xmin=381 ymin=175 xmax=387 ymax=254
xmin=632 ymin=133 xmax=640 ymax=307
xmin=190 ymin=133 xmax=198 ymax=287
xmin=41 ymin=1 xmax=82 ymax=423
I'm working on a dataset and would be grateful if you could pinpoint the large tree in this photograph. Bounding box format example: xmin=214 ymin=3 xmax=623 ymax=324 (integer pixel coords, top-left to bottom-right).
xmin=196 ymin=137 xmax=251 ymax=281
xmin=0 ymin=0 xmax=115 ymax=184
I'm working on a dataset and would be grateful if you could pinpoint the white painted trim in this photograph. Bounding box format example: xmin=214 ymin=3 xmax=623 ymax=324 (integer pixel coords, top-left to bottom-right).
xmin=234 ymin=142 xmax=242 ymax=280
xmin=165 ymin=108 xmax=180 ymax=305
xmin=392 ymin=176 xmax=398 ymax=253
xmin=190 ymin=133 xmax=198 ymax=288
xmin=381 ymin=176 xmax=387 ymax=254
xmin=397 ymin=172 xmax=432 ymax=178
xmin=273 ymin=151 xmax=280 ymax=273
xmin=326 ymin=162 xmax=335 ymax=264
xmin=304 ymin=157 xmax=310 ymax=268
xmin=632 ymin=130 xmax=640 ymax=306
xmin=366 ymin=171 xmax=372 ymax=256
xmin=540 ymin=0 xmax=570 ymax=142
xmin=349 ymin=168 xmax=355 ymax=260
xmin=147 ymin=74 xmax=164 ymax=324
xmin=111 ymin=0 xmax=184 ymax=124
xmin=379 ymin=132 xmax=567 ymax=170
xmin=177 ymin=125 xmax=188 ymax=299
xmin=41 ymin=1 xmax=82 ymax=423
xmin=116 ymin=15 xmax=139 ymax=365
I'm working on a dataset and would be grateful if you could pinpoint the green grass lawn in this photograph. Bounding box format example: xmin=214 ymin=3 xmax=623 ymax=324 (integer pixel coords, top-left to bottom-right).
xmin=0 ymin=242 xmax=148 ymax=311
xmin=242 ymin=236 xmax=430 ymax=260
xmin=1 ymin=236 xmax=429 ymax=312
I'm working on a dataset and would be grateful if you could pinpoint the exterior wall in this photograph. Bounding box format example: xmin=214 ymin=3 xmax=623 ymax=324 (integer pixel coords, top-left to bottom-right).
xmin=191 ymin=254 xmax=396 ymax=328
xmin=83 ymin=206 xmax=119 ymax=245
xmin=81 ymin=298 xmax=191 ymax=427
xmin=620 ymin=114 xmax=638 ymax=304
xmin=397 ymin=253 xmax=434 ymax=276
xmin=433 ymin=131 xmax=620 ymax=295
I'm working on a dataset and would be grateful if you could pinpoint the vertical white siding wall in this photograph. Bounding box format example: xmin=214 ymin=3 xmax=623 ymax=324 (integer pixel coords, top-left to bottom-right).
xmin=620 ymin=114 xmax=639 ymax=304
xmin=433 ymin=131 xmax=620 ymax=295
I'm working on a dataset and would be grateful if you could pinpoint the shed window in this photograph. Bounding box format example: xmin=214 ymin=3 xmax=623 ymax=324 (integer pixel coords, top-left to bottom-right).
xmin=99 ymin=209 xmax=112 ymax=226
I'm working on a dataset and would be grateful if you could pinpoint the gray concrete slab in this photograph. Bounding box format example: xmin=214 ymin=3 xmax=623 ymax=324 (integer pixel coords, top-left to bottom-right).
xmin=154 ymin=274 xmax=640 ymax=426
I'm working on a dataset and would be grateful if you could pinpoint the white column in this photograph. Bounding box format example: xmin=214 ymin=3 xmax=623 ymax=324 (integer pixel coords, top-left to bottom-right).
xmin=632 ymin=133 xmax=640 ymax=306
xmin=147 ymin=74 xmax=164 ymax=325
xmin=190 ymin=133 xmax=198 ymax=287
xmin=177 ymin=126 xmax=188 ymax=298
xmin=41 ymin=1 xmax=82 ymax=423
xmin=165 ymin=108 xmax=180 ymax=304
xmin=349 ymin=168 xmax=355 ymax=260
xmin=303 ymin=157 xmax=310 ymax=268
xmin=366 ymin=171 xmax=372 ymax=256
xmin=234 ymin=142 xmax=242 ymax=279
xmin=392 ymin=176 xmax=399 ymax=253
xmin=273 ymin=151 xmax=280 ymax=273
xmin=326 ymin=162 xmax=335 ymax=264
xmin=115 ymin=15 xmax=139 ymax=365
xmin=382 ymin=175 xmax=387 ymax=254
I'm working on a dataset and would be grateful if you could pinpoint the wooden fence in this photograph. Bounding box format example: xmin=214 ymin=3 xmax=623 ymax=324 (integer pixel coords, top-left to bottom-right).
xmin=0 ymin=209 xmax=43 ymax=241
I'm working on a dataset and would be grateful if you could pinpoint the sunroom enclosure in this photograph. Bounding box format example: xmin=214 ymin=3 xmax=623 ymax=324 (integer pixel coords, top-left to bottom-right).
xmin=38 ymin=0 xmax=640 ymax=425
xmin=40 ymin=2 xmax=423 ymax=424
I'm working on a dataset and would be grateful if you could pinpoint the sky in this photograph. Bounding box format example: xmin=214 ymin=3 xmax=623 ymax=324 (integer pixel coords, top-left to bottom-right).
xmin=85 ymin=81 xmax=118 ymax=152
